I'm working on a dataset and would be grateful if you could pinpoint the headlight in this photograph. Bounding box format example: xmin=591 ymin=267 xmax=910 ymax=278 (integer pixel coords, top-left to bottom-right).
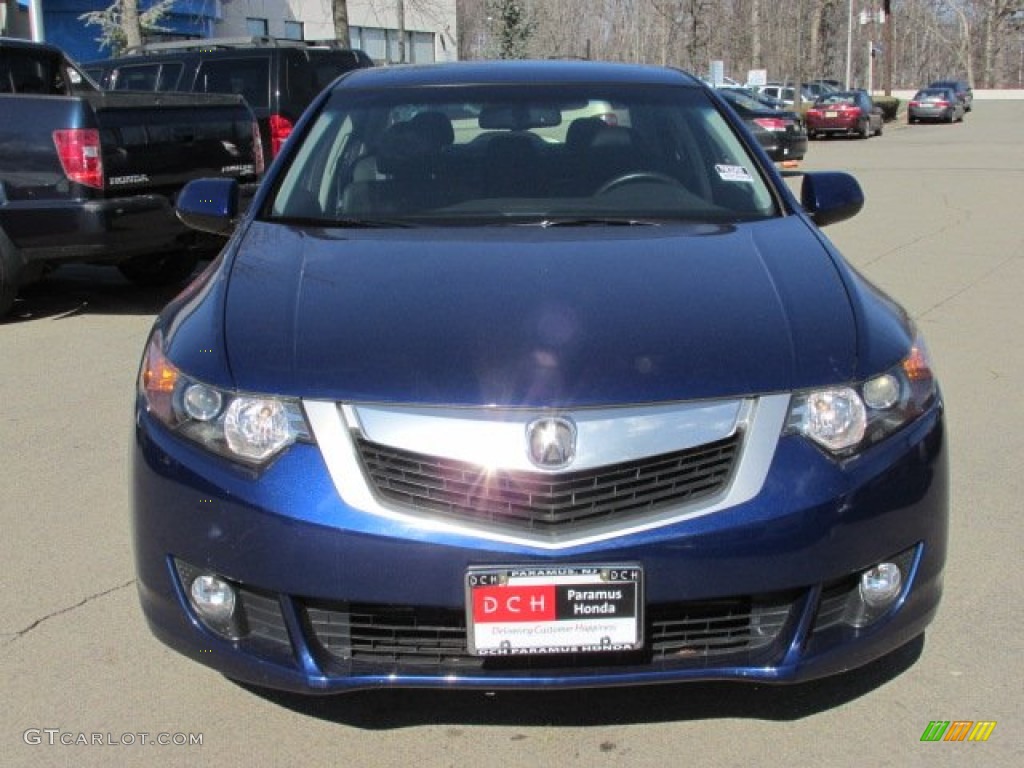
xmin=786 ymin=333 xmax=938 ymax=456
xmin=138 ymin=332 xmax=310 ymax=466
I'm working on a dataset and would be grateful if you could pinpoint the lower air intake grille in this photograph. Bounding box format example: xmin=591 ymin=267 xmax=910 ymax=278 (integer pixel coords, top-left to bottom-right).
xmin=304 ymin=595 xmax=795 ymax=674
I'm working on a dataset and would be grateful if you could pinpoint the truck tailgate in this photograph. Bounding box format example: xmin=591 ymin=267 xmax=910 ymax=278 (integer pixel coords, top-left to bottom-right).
xmin=84 ymin=91 xmax=260 ymax=195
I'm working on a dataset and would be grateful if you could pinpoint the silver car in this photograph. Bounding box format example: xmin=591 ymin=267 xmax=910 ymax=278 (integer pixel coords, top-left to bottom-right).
xmin=908 ymin=88 xmax=965 ymax=124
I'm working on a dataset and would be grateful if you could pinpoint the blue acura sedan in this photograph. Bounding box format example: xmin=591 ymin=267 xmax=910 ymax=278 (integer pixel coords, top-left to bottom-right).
xmin=133 ymin=60 xmax=947 ymax=694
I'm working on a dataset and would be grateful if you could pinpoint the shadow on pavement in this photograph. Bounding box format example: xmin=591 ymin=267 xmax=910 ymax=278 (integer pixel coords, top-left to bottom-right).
xmin=237 ymin=633 xmax=925 ymax=729
xmin=2 ymin=263 xmax=200 ymax=323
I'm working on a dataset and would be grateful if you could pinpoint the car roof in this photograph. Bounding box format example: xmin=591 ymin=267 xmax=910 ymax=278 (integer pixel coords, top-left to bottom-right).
xmin=332 ymin=60 xmax=704 ymax=90
xmin=0 ymin=36 xmax=65 ymax=56
xmin=84 ymin=45 xmax=369 ymax=68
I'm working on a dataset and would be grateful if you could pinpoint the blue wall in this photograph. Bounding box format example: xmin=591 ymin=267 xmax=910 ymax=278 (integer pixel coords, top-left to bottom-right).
xmin=34 ymin=1 xmax=221 ymax=63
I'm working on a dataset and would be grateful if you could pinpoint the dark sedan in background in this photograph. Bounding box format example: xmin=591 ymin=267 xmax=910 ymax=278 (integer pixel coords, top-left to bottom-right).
xmin=716 ymin=87 xmax=808 ymax=163
xmin=806 ymin=90 xmax=884 ymax=139
xmin=133 ymin=60 xmax=947 ymax=695
xmin=908 ymin=88 xmax=966 ymax=123
xmin=928 ymin=79 xmax=973 ymax=112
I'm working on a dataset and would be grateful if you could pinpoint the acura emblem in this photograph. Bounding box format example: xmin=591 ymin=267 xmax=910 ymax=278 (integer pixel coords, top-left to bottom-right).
xmin=527 ymin=417 xmax=577 ymax=470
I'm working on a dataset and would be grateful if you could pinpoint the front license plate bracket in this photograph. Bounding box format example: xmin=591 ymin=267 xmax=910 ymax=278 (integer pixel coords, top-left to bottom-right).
xmin=465 ymin=564 xmax=643 ymax=656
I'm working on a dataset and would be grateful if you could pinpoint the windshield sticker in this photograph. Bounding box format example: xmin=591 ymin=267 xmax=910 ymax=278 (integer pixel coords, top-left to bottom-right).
xmin=715 ymin=164 xmax=754 ymax=183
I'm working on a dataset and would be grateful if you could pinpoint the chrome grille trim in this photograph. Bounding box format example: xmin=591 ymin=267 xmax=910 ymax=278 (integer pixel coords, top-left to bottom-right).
xmin=304 ymin=395 xmax=789 ymax=549
xmin=344 ymin=399 xmax=745 ymax=472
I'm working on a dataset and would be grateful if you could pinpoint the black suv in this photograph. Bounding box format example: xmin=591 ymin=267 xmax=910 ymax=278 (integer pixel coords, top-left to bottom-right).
xmin=927 ymin=79 xmax=973 ymax=112
xmin=83 ymin=37 xmax=373 ymax=160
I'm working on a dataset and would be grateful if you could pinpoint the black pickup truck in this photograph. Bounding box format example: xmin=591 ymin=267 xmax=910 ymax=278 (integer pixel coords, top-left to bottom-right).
xmin=0 ymin=37 xmax=263 ymax=317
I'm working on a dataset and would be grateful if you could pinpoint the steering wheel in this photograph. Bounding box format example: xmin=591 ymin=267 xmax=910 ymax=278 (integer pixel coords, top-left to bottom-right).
xmin=595 ymin=171 xmax=683 ymax=195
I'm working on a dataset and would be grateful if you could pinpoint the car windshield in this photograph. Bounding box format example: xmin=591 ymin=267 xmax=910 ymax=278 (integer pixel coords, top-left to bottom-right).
xmin=266 ymin=83 xmax=777 ymax=226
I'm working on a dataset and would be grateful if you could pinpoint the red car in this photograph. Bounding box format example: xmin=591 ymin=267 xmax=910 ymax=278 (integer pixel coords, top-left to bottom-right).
xmin=806 ymin=90 xmax=884 ymax=139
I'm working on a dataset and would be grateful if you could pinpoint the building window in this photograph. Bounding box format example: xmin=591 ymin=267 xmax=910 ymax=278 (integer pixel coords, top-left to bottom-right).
xmin=283 ymin=21 xmax=304 ymax=41
xmin=359 ymin=28 xmax=387 ymax=62
xmin=410 ymin=31 xmax=435 ymax=63
xmin=246 ymin=18 xmax=269 ymax=37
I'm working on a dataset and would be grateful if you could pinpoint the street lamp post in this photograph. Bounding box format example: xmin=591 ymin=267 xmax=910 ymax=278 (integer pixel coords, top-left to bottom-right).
xmin=845 ymin=0 xmax=854 ymax=89
xmin=29 ymin=0 xmax=46 ymax=41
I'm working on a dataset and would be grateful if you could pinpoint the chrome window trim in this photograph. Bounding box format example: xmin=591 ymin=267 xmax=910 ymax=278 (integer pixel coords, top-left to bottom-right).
xmin=303 ymin=395 xmax=789 ymax=550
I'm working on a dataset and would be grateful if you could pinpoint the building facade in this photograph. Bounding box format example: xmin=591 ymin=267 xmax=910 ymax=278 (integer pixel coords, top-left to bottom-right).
xmin=1 ymin=1 xmax=458 ymax=65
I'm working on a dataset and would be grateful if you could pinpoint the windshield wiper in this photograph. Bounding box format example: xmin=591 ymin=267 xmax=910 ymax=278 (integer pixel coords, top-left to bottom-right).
xmin=331 ymin=217 xmax=417 ymax=228
xmin=525 ymin=217 xmax=662 ymax=228
xmin=269 ymin=215 xmax=416 ymax=228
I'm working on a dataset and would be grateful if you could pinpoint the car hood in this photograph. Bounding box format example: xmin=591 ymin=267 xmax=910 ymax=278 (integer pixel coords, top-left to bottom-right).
xmin=220 ymin=219 xmax=856 ymax=406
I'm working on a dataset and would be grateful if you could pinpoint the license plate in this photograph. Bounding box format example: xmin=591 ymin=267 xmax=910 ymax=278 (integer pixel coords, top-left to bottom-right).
xmin=825 ymin=110 xmax=838 ymax=118
xmin=466 ymin=565 xmax=643 ymax=656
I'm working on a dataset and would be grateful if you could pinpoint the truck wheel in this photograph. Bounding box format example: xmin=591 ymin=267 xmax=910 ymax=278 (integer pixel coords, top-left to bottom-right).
xmin=118 ymin=250 xmax=199 ymax=287
xmin=0 ymin=238 xmax=20 ymax=319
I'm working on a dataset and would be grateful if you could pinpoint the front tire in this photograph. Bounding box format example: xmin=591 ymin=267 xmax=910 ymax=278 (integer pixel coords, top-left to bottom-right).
xmin=117 ymin=250 xmax=199 ymax=287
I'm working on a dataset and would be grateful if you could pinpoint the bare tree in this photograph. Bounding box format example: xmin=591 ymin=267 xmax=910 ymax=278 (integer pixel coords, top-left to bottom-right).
xmin=333 ymin=1 xmax=351 ymax=46
xmin=453 ymin=0 xmax=1020 ymax=87
xmin=80 ymin=0 xmax=173 ymax=55
xmin=980 ymin=0 xmax=1018 ymax=86
xmin=487 ymin=0 xmax=537 ymax=59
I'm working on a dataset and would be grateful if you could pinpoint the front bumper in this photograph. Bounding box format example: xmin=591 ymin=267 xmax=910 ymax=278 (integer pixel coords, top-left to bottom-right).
xmin=132 ymin=398 xmax=947 ymax=693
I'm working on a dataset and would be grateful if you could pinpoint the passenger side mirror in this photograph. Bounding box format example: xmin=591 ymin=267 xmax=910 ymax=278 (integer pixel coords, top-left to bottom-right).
xmin=176 ymin=178 xmax=239 ymax=236
xmin=800 ymin=171 xmax=864 ymax=227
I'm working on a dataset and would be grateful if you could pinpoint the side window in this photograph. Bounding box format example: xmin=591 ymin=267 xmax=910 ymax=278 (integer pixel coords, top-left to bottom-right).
xmin=194 ymin=58 xmax=271 ymax=109
xmin=0 ymin=54 xmax=11 ymax=93
xmin=61 ymin=62 xmax=96 ymax=94
xmin=112 ymin=64 xmax=162 ymax=91
xmin=80 ymin=67 xmax=106 ymax=88
xmin=308 ymin=53 xmax=361 ymax=92
xmin=156 ymin=63 xmax=184 ymax=91
xmin=286 ymin=54 xmax=316 ymax=108
xmin=3 ymin=50 xmax=63 ymax=94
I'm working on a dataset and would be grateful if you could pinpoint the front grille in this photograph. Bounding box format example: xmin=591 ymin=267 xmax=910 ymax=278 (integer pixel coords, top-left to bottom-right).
xmin=304 ymin=594 xmax=795 ymax=674
xmin=355 ymin=433 xmax=740 ymax=537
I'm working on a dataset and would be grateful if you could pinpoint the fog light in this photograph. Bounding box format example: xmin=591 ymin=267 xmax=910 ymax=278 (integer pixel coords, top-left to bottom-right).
xmin=859 ymin=562 xmax=902 ymax=607
xmin=190 ymin=573 xmax=236 ymax=623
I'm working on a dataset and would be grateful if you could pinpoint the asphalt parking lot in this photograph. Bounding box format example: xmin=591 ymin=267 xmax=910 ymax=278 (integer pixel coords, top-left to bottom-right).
xmin=2 ymin=100 xmax=1022 ymax=767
